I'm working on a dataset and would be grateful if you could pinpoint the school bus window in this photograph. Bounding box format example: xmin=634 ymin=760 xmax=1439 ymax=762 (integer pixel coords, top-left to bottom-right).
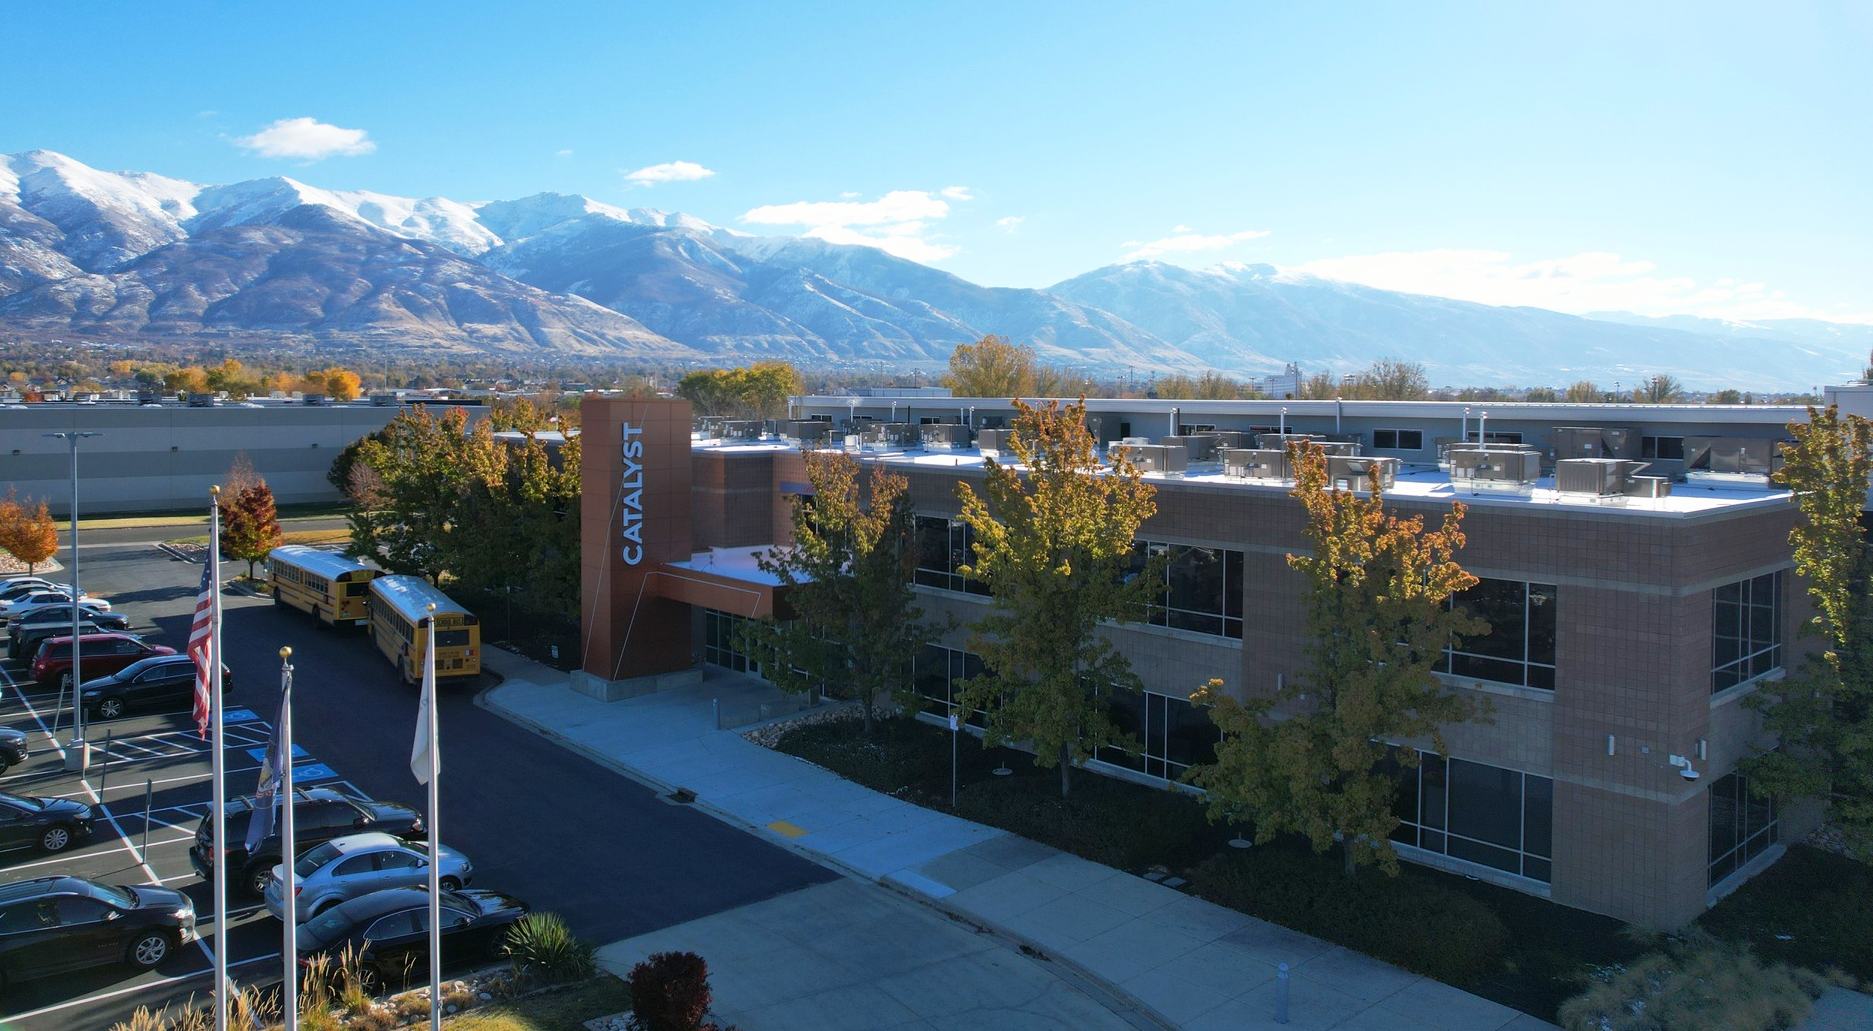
xmin=434 ymin=629 xmax=471 ymax=648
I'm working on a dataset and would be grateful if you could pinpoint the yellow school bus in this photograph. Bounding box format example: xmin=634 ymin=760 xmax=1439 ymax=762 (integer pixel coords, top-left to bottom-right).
xmin=367 ymin=575 xmax=481 ymax=683
xmin=269 ymin=546 xmax=380 ymax=627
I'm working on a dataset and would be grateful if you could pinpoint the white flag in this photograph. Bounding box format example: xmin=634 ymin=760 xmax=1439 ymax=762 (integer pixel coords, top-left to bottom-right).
xmin=411 ymin=639 xmax=435 ymax=785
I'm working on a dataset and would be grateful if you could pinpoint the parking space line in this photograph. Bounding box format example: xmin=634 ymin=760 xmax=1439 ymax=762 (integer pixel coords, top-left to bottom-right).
xmin=2 ymin=951 xmax=283 ymax=1024
xmin=0 ymin=831 xmax=197 ymax=874
xmin=0 ymin=667 xmax=219 ymax=970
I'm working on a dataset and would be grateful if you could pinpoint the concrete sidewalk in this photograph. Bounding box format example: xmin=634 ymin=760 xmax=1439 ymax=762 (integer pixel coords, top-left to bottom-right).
xmin=482 ymin=652 xmax=1559 ymax=1031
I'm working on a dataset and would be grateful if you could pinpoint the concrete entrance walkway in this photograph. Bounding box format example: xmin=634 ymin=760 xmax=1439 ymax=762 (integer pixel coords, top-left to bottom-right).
xmin=601 ymin=878 xmax=1152 ymax=1031
xmin=483 ymin=653 xmax=1562 ymax=1031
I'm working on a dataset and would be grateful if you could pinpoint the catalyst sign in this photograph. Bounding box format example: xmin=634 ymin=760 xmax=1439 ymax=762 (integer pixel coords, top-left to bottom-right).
xmin=620 ymin=422 xmax=644 ymax=565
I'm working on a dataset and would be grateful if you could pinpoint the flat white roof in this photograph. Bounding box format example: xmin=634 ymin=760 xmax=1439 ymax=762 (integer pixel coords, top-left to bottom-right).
xmin=702 ymin=441 xmax=1792 ymax=519
xmin=666 ymin=546 xmax=791 ymax=586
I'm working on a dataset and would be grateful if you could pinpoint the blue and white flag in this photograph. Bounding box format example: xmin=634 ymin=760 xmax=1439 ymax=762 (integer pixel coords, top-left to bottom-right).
xmin=245 ymin=689 xmax=290 ymax=853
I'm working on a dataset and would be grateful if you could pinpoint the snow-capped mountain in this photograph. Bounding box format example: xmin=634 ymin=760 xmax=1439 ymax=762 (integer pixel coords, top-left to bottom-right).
xmin=0 ymin=149 xmax=1863 ymax=390
xmin=1051 ymin=261 xmax=1867 ymax=391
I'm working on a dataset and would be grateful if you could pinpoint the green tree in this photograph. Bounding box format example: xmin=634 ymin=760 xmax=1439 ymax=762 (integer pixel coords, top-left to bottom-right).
xmin=1352 ymin=358 xmax=1431 ymax=400
xmin=1744 ymin=405 xmax=1873 ymax=854
xmin=677 ymin=362 xmax=802 ymax=419
xmin=743 ymin=452 xmax=936 ymax=734
xmin=954 ymin=398 xmax=1165 ymax=797
xmin=942 ymin=335 xmax=1038 ymax=398
xmin=1563 ymin=380 xmax=1603 ymax=403
xmin=1710 ymin=389 xmax=1745 ymax=405
xmin=1297 ymin=371 xmax=1341 ymax=399
xmin=346 ymin=407 xmax=477 ymax=583
xmin=1188 ymin=442 xmax=1489 ymax=876
xmin=1633 ymin=374 xmax=1684 ymax=404
xmin=1524 ymin=387 xmax=1559 ymax=402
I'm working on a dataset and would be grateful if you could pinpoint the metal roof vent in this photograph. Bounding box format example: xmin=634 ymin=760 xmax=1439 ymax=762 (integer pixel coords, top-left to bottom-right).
xmin=1111 ymin=443 xmax=1187 ymax=478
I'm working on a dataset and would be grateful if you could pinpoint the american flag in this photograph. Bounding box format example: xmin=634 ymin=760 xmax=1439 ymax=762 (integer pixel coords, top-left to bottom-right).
xmin=188 ymin=562 xmax=214 ymax=739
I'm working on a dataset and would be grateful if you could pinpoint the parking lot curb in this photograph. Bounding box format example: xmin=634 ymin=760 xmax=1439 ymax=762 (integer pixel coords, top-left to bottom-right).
xmin=473 ymin=683 xmax=1176 ymax=1031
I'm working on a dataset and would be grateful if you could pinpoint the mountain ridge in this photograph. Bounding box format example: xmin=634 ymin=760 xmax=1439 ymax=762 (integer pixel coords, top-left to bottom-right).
xmin=0 ymin=149 xmax=1861 ymax=390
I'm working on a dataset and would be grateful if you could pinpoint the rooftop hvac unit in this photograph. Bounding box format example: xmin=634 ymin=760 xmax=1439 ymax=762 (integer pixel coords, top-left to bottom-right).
xmin=1111 ymin=443 xmax=1188 ymax=478
xmin=187 ymin=393 xmax=216 ymax=408
xmin=369 ymin=393 xmax=396 ymax=407
xmin=976 ymin=427 xmax=1014 ymax=456
xmin=1256 ymin=432 xmax=1321 ymax=450
xmin=863 ymin=422 xmax=919 ymax=446
xmin=1120 ymin=435 xmax=1153 ymax=446
xmin=721 ymin=420 xmax=764 ymax=440
xmin=1448 ymin=445 xmax=1542 ymax=494
xmin=1553 ymin=458 xmax=1670 ymax=502
xmin=1160 ymin=434 xmax=1222 ymax=462
xmin=921 ymin=423 xmax=974 ymax=450
xmin=1683 ymin=436 xmax=1787 ymax=485
xmin=136 ymin=391 xmax=158 ymax=406
xmin=1327 ymin=455 xmax=1399 ymax=492
xmin=785 ymin=420 xmax=835 ymax=444
xmin=1222 ymin=448 xmax=1290 ymax=481
xmin=1551 ymin=426 xmax=1640 ymax=461
xmin=301 ymin=393 xmax=327 ymax=406
xmin=1210 ymin=430 xmax=1252 ymax=449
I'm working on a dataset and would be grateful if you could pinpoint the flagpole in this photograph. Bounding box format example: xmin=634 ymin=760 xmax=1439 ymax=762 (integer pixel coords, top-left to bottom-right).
xmin=424 ymin=603 xmax=441 ymax=1031
xmin=209 ymin=486 xmax=230 ymax=1031
xmin=279 ymin=647 xmax=297 ymax=1031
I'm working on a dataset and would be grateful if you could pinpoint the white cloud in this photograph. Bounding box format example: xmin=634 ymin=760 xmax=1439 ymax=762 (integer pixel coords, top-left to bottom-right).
xmin=555 ymin=148 xmax=574 ymax=158
xmin=1292 ymin=248 xmax=1873 ymax=323
xmin=1123 ymin=229 xmax=1270 ymax=260
xmin=941 ymin=185 xmax=974 ymax=201
xmin=237 ymin=117 xmax=376 ymax=161
xmin=623 ymin=160 xmax=715 ymax=186
xmin=996 ymin=216 xmax=1025 ymax=232
xmin=741 ymin=190 xmax=960 ymax=264
xmin=1173 ymin=224 xmax=1192 ymax=233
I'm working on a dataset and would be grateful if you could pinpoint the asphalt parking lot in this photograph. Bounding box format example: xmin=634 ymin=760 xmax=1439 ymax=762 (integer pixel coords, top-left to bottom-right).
xmin=0 ymin=539 xmax=833 ymax=1028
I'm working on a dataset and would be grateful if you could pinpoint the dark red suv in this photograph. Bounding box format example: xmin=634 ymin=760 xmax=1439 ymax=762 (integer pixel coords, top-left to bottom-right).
xmin=31 ymin=633 xmax=176 ymax=690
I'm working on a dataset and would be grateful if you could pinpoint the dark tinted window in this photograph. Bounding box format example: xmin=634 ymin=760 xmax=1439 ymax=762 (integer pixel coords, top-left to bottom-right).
xmin=363 ymin=909 xmax=422 ymax=940
xmin=56 ymin=896 xmax=113 ymax=924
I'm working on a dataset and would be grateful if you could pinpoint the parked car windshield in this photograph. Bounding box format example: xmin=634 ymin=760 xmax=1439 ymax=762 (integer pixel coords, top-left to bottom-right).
xmin=0 ymin=791 xmax=45 ymax=812
xmin=88 ymin=882 xmax=136 ymax=908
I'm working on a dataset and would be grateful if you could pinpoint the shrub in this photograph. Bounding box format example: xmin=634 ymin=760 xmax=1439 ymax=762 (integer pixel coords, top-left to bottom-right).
xmin=1699 ymin=845 xmax=1873 ymax=984
xmin=504 ymin=911 xmax=597 ymax=986
xmin=627 ymin=951 xmax=732 ymax=1031
xmin=1558 ymin=929 xmax=1840 ymax=1031
xmin=955 ymin=774 xmax=1217 ymax=870
xmin=1189 ymin=845 xmax=1509 ymax=985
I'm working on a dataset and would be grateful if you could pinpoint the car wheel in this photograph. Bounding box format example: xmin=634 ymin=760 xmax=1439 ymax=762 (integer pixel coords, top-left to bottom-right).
xmin=128 ymin=930 xmax=171 ymax=969
xmin=0 ymin=757 xmax=9 ymax=776
xmin=439 ymin=876 xmax=461 ymax=892
xmin=40 ymin=824 xmax=74 ymax=852
xmin=245 ymin=862 xmax=275 ymax=898
xmin=99 ymin=696 xmax=127 ymax=720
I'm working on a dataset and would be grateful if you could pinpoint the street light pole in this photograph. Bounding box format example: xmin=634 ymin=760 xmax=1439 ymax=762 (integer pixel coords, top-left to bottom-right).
xmin=45 ymin=430 xmax=101 ymax=772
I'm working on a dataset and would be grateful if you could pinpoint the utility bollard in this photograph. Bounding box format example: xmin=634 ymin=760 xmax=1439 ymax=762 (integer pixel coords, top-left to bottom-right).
xmin=97 ymin=729 xmax=113 ymax=796
xmin=1275 ymin=962 xmax=1290 ymax=1024
xmin=141 ymin=779 xmax=153 ymax=864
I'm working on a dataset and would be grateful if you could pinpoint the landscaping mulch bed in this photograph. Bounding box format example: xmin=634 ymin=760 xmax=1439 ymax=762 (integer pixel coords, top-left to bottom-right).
xmin=753 ymin=709 xmax=1867 ymax=1024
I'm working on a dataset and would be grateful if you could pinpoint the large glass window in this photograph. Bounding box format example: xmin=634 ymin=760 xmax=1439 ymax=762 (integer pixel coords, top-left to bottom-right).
xmin=1388 ymin=749 xmax=1553 ymax=883
xmin=912 ymin=644 xmax=988 ymax=726
xmin=1131 ymin=541 xmax=1244 ymax=639
xmin=1708 ymin=771 xmax=1777 ymax=886
xmin=1439 ymin=578 xmax=1557 ymax=690
xmin=1097 ymin=690 xmax=1221 ymax=781
xmin=914 ymin=517 xmax=990 ymax=596
xmin=1712 ymin=572 xmax=1782 ymax=692
xmin=702 ymin=608 xmax=760 ymax=673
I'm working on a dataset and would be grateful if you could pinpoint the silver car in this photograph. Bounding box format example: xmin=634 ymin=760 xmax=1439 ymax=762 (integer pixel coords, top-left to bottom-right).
xmin=262 ymin=833 xmax=472 ymax=921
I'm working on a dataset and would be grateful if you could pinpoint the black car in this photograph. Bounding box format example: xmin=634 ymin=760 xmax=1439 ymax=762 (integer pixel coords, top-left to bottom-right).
xmin=190 ymin=788 xmax=425 ymax=897
xmin=296 ymin=885 xmax=528 ymax=989
xmin=81 ymin=656 xmax=233 ymax=721
xmin=0 ymin=790 xmax=94 ymax=854
xmin=0 ymin=876 xmax=197 ymax=989
xmin=0 ymin=731 xmax=23 ymax=776
xmin=8 ymin=613 xmax=133 ymax=661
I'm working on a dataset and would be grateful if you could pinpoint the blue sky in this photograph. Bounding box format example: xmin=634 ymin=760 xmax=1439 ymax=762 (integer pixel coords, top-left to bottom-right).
xmin=7 ymin=1 xmax=1870 ymax=322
